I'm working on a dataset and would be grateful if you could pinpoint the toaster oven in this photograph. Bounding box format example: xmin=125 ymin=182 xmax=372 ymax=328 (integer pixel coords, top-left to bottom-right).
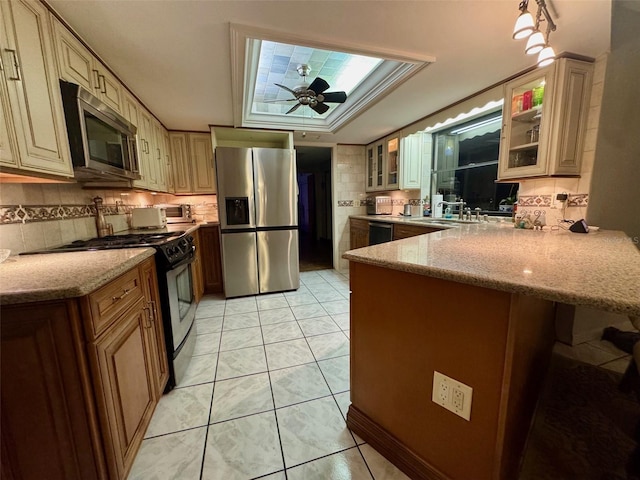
xmin=155 ymin=204 xmax=194 ymax=224
xmin=366 ymin=196 xmax=392 ymax=215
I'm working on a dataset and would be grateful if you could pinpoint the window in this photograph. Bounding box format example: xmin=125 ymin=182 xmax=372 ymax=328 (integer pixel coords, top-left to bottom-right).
xmin=431 ymin=110 xmax=518 ymax=214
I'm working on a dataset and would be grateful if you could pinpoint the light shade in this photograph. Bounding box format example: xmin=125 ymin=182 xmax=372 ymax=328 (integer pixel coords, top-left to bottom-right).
xmin=512 ymin=11 xmax=535 ymax=39
xmin=537 ymin=45 xmax=556 ymax=67
xmin=525 ymin=31 xmax=546 ymax=55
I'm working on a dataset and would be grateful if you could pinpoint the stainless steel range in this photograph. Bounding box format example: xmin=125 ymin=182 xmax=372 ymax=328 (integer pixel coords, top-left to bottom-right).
xmin=22 ymin=230 xmax=197 ymax=391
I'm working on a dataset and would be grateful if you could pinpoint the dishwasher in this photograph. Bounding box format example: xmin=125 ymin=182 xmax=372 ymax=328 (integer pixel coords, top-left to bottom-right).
xmin=369 ymin=221 xmax=393 ymax=245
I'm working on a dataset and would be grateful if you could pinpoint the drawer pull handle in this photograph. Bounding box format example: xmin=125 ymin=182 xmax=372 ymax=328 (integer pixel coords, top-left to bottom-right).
xmin=5 ymin=49 xmax=21 ymax=81
xmin=111 ymin=288 xmax=131 ymax=302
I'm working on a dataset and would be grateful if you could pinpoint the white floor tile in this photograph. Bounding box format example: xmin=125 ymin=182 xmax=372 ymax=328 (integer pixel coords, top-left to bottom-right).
xmin=553 ymin=341 xmax=627 ymax=366
xmin=286 ymin=293 xmax=318 ymax=307
xmin=265 ymin=338 xmax=315 ymax=370
xmin=259 ymin=307 xmax=296 ymax=326
xmin=360 ymin=444 xmax=411 ymax=480
xmin=306 ymin=283 xmax=338 ymax=294
xmin=195 ymin=316 xmax=223 ymax=334
xmin=216 ymin=346 xmax=267 ymax=380
xmin=224 ymin=298 xmax=257 ymax=316
xmin=285 ymin=286 xmax=310 ymax=296
xmin=210 ymin=372 xmax=273 ymax=423
xmin=333 ymin=392 xmax=365 ymax=445
xmin=312 ymin=290 xmax=345 ymax=303
xmin=307 ymin=332 xmax=350 ymax=361
xmin=202 ymin=411 xmax=283 ymax=480
xmin=298 ymin=316 xmax=341 ymax=337
xmin=277 ymin=396 xmax=356 ymax=468
xmin=257 ymin=295 xmax=289 ymax=311
xmin=222 ymin=312 xmax=260 ymax=331
xmin=219 ymin=326 xmax=263 ymax=351
xmin=321 ymin=299 xmax=350 ymax=316
xmin=145 ymin=383 xmax=213 ymax=438
xmin=261 ymin=321 xmax=304 ymax=344
xmin=290 ymin=303 xmax=328 ymax=320
xmin=259 ymin=472 xmax=286 ymax=480
xmin=179 ymin=353 xmax=217 ymax=387
xmin=286 ymin=447 xmax=372 ymax=480
xmin=318 ymin=356 xmax=350 ymax=394
xmin=331 ymin=312 xmax=350 ymax=330
xmin=128 ymin=427 xmax=206 ymax=480
xmin=270 ymin=363 xmax=331 ymax=408
xmin=196 ymin=303 xmax=225 ymax=319
xmin=193 ymin=332 xmax=221 ymax=356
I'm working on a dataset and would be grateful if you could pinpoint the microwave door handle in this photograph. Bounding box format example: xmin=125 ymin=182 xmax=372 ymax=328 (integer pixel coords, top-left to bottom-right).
xmin=130 ymin=138 xmax=140 ymax=173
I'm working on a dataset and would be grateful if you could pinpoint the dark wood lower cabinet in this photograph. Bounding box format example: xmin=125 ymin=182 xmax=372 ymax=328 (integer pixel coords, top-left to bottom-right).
xmin=1 ymin=257 xmax=167 ymax=480
xmin=200 ymin=224 xmax=224 ymax=294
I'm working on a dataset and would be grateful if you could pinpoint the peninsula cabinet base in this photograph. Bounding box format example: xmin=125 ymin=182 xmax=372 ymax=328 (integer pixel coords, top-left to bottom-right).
xmin=347 ymin=262 xmax=556 ymax=480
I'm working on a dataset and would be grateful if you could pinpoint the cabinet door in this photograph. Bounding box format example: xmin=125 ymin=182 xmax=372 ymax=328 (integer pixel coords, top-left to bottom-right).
xmin=152 ymin=120 xmax=167 ymax=192
xmin=385 ymin=137 xmax=399 ymax=190
xmin=91 ymin=299 xmax=155 ymax=479
xmin=400 ymin=134 xmax=422 ymax=189
xmin=139 ymin=258 xmax=169 ymax=397
xmin=94 ymin=66 xmax=123 ymax=114
xmin=350 ymin=218 xmax=369 ymax=249
xmin=192 ymin=230 xmax=204 ymax=303
xmin=133 ymin=109 xmax=153 ymax=189
xmin=375 ymin=143 xmax=384 ymax=190
xmin=0 ymin=83 xmax=18 ymax=167
xmin=201 ymin=225 xmax=224 ymax=294
xmin=0 ymin=0 xmax=72 ymax=176
xmin=498 ymin=65 xmax=555 ymax=180
xmin=365 ymin=145 xmax=375 ymax=192
xmin=190 ymin=133 xmax=216 ymax=193
xmin=169 ymin=132 xmax=192 ymax=193
xmin=52 ymin=18 xmax=94 ymax=91
xmin=164 ymin=131 xmax=174 ymax=193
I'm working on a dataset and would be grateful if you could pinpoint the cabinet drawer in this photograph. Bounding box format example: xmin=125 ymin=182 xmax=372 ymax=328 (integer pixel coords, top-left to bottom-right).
xmin=86 ymin=268 xmax=144 ymax=338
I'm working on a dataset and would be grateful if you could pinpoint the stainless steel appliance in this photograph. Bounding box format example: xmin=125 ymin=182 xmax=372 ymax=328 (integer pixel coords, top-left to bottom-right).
xmin=366 ymin=195 xmax=393 ymax=215
xmin=155 ymin=204 xmax=194 ymax=224
xmin=22 ymin=231 xmax=196 ymax=391
xmin=59 ymin=80 xmax=140 ymax=182
xmin=215 ymin=147 xmax=299 ymax=298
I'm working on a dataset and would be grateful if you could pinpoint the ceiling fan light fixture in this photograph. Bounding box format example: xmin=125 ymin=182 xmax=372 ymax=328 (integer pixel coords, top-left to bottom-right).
xmin=525 ymin=30 xmax=546 ymax=54
xmin=537 ymin=45 xmax=556 ymax=67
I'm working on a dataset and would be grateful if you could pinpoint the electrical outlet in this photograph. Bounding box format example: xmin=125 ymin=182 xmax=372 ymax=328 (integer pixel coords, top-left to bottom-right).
xmin=432 ymin=371 xmax=473 ymax=421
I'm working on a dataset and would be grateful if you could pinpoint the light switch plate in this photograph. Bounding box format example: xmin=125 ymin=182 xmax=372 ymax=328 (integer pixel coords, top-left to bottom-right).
xmin=432 ymin=371 xmax=473 ymax=421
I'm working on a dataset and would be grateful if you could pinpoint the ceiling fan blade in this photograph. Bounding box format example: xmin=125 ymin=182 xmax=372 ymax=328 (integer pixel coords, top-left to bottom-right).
xmin=275 ymin=83 xmax=297 ymax=95
xmin=320 ymin=91 xmax=347 ymax=103
xmin=308 ymin=77 xmax=330 ymax=95
xmin=285 ymin=103 xmax=302 ymax=114
xmin=262 ymin=98 xmax=297 ymax=103
xmin=310 ymin=102 xmax=330 ymax=115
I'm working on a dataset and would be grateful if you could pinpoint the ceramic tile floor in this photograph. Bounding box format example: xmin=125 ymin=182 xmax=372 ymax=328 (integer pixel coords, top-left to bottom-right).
xmin=129 ymin=267 xmax=633 ymax=480
xmin=128 ymin=269 xmax=410 ymax=480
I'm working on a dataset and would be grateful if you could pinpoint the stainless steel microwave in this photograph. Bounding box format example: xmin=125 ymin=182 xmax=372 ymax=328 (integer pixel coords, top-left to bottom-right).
xmin=155 ymin=204 xmax=194 ymax=224
xmin=59 ymin=80 xmax=140 ymax=182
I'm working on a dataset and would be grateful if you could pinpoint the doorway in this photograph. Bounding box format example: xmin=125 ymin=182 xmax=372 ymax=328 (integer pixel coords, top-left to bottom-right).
xmin=296 ymin=146 xmax=333 ymax=271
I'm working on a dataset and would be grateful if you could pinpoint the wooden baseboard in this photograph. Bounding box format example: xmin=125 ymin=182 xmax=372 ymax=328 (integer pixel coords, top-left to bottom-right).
xmin=347 ymin=405 xmax=450 ymax=480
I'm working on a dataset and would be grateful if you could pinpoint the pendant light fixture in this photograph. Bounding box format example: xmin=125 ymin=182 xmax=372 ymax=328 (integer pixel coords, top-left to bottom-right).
xmin=512 ymin=0 xmax=557 ymax=67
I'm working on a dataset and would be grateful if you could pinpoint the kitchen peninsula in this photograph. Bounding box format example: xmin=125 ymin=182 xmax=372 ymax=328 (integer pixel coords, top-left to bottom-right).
xmin=343 ymin=224 xmax=640 ymax=480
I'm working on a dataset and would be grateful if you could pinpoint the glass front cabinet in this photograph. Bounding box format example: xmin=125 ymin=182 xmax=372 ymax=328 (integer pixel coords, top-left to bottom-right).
xmin=365 ymin=141 xmax=385 ymax=191
xmin=385 ymin=137 xmax=399 ymax=190
xmin=498 ymin=58 xmax=593 ymax=180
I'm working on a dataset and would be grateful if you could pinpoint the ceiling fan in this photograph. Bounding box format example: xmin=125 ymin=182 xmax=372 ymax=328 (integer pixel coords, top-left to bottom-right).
xmin=269 ymin=64 xmax=347 ymax=115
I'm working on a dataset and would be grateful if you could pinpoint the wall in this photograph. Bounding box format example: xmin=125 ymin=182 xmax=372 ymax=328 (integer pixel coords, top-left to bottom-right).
xmin=0 ymin=182 xmax=216 ymax=255
xmin=587 ymin=0 xmax=640 ymax=243
xmin=515 ymin=53 xmax=607 ymax=227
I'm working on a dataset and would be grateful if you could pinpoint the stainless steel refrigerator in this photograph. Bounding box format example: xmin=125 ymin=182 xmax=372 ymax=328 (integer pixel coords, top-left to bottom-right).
xmin=215 ymin=147 xmax=300 ymax=297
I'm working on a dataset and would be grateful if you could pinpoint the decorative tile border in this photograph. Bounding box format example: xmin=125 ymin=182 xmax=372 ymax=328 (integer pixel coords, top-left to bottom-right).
xmin=517 ymin=195 xmax=552 ymax=207
xmin=359 ymin=199 xmax=368 ymax=207
xmin=337 ymin=200 xmax=354 ymax=207
xmin=568 ymin=193 xmax=589 ymax=207
xmin=0 ymin=203 xmax=131 ymax=225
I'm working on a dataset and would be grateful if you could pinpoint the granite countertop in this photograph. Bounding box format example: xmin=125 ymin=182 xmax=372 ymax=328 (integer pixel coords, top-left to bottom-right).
xmin=350 ymin=214 xmax=457 ymax=229
xmin=0 ymin=248 xmax=155 ymax=305
xmin=343 ymin=223 xmax=640 ymax=316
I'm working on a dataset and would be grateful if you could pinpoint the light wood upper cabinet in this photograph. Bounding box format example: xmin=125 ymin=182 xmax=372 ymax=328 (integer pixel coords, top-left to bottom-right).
xmin=366 ymin=134 xmax=423 ymax=191
xmin=169 ymin=132 xmax=216 ymax=194
xmin=498 ymin=58 xmax=593 ymax=180
xmin=365 ymin=141 xmax=385 ymax=192
xmin=385 ymin=137 xmax=400 ymax=190
xmin=53 ymin=17 xmax=123 ymax=114
xmin=0 ymin=0 xmax=72 ymax=177
xmin=164 ymin=130 xmax=174 ymax=193
xmin=400 ymin=133 xmax=423 ymax=190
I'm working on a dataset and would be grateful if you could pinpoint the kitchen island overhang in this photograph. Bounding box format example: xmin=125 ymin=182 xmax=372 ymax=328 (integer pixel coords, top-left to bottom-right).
xmin=342 ymin=225 xmax=640 ymax=480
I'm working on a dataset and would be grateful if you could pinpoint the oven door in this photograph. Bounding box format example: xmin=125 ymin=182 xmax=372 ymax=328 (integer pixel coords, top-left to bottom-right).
xmin=166 ymin=255 xmax=197 ymax=352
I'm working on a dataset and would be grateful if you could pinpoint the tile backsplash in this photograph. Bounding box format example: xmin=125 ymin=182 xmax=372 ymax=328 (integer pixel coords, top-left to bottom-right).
xmin=0 ymin=183 xmax=217 ymax=256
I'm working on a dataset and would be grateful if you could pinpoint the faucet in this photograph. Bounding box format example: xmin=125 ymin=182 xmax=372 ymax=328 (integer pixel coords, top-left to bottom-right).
xmin=437 ymin=199 xmax=466 ymax=220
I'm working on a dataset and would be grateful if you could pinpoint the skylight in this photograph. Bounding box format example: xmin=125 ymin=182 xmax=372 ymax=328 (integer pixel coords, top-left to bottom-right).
xmin=229 ymin=24 xmax=435 ymax=134
xmin=252 ymin=41 xmax=383 ymax=118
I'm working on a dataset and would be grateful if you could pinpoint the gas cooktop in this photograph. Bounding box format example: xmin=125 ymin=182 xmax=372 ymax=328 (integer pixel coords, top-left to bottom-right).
xmin=22 ymin=231 xmax=186 ymax=253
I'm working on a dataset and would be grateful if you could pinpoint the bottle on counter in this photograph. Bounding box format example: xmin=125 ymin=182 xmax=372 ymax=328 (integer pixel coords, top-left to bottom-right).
xmin=423 ymin=195 xmax=431 ymax=216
